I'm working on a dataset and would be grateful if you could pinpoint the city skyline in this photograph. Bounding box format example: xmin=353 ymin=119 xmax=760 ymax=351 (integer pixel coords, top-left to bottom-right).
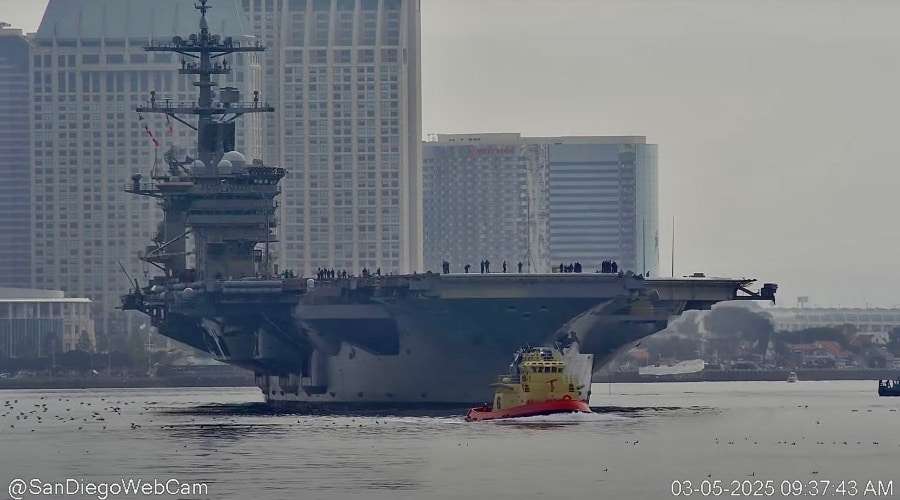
xmin=423 ymin=133 xmax=658 ymax=276
xmin=3 ymin=0 xmax=900 ymax=306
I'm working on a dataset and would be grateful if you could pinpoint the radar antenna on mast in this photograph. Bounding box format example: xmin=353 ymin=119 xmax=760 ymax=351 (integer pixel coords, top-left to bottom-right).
xmin=196 ymin=0 xmax=211 ymax=16
xmin=124 ymin=0 xmax=284 ymax=288
xmin=138 ymin=0 xmax=272 ymax=173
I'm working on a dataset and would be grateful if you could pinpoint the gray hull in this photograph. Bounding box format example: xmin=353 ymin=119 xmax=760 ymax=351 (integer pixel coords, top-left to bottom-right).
xmin=152 ymin=273 xmax=769 ymax=404
xmin=260 ymin=335 xmax=597 ymax=404
xmin=192 ymin=275 xmax=768 ymax=404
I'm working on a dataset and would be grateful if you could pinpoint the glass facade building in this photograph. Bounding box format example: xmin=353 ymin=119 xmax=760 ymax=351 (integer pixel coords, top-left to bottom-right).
xmin=548 ymin=141 xmax=658 ymax=276
xmin=0 ymin=26 xmax=32 ymax=288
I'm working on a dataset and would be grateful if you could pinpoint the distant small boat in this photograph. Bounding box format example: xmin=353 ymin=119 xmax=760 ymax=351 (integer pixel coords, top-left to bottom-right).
xmin=878 ymin=379 xmax=900 ymax=397
xmin=787 ymin=371 xmax=799 ymax=383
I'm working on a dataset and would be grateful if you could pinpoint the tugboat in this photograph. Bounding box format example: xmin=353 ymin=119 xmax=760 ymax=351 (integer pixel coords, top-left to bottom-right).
xmin=466 ymin=347 xmax=591 ymax=421
xmin=878 ymin=379 xmax=900 ymax=397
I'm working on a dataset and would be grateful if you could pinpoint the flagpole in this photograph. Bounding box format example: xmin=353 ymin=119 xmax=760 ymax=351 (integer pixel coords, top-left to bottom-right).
xmin=642 ymin=218 xmax=646 ymax=277
xmin=671 ymin=215 xmax=675 ymax=278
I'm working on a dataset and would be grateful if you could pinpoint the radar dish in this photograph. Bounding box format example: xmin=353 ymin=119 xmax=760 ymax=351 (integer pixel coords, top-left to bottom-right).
xmin=222 ymin=151 xmax=247 ymax=165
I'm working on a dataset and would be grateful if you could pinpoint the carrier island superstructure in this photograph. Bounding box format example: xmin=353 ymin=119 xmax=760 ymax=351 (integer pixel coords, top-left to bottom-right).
xmin=121 ymin=0 xmax=777 ymax=404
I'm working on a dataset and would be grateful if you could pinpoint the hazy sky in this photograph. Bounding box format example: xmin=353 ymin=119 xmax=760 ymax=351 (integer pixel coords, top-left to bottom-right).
xmin=3 ymin=0 xmax=900 ymax=308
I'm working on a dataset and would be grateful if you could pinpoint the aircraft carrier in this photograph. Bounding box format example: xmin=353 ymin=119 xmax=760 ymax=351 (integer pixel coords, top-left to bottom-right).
xmin=121 ymin=0 xmax=777 ymax=405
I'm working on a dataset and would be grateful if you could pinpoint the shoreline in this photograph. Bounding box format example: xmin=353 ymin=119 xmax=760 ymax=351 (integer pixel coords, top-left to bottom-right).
xmin=1 ymin=369 xmax=896 ymax=391
xmin=0 ymin=374 xmax=256 ymax=391
xmin=599 ymin=368 xmax=899 ymax=383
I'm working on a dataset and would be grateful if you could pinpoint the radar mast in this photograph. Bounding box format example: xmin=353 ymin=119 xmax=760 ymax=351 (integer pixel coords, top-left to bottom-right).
xmin=138 ymin=0 xmax=273 ymax=173
xmin=125 ymin=0 xmax=284 ymax=289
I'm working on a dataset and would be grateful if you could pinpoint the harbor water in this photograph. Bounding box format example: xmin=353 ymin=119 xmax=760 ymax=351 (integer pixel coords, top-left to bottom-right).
xmin=1 ymin=381 xmax=898 ymax=499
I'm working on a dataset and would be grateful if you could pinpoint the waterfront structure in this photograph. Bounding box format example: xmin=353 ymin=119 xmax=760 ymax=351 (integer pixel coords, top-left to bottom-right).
xmin=0 ymin=288 xmax=95 ymax=357
xmin=0 ymin=24 xmax=32 ymax=288
xmin=242 ymin=0 xmax=423 ymax=275
xmin=30 ymin=0 xmax=255 ymax=346
xmin=423 ymin=134 xmax=658 ymax=276
xmin=770 ymin=307 xmax=900 ymax=337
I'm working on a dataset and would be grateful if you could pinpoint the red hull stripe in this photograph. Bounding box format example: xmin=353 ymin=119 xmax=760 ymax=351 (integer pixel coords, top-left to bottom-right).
xmin=466 ymin=399 xmax=591 ymax=421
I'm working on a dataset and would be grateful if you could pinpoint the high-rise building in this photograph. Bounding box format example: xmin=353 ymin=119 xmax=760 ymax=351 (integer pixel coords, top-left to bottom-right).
xmin=422 ymin=134 xmax=550 ymax=274
xmin=242 ymin=0 xmax=423 ymax=275
xmin=548 ymin=139 xmax=658 ymax=276
xmin=423 ymin=134 xmax=659 ymax=276
xmin=31 ymin=0 xmax=253 ymax=346
xmin=0 ymin=24 xmax=32 ymax=288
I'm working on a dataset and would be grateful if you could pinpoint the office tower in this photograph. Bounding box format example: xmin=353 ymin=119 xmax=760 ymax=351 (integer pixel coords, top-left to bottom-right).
xmin=0 ymin=24 xmax=32 ymax=288
xmin=422 ymin=134 xmax=550 ymax=274
xmin=423 ymin=134 xmax=659 ymax=276
xmin=31 ymin=0 xmax=253 ymax=346
xmin=243 ymin=0 xmax=423 ymax=275
xmin=547 ymin=139 xmax=658 ymax=276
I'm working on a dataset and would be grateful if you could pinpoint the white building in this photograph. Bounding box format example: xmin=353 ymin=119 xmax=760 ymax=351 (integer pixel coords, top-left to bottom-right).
xmin=0 ymin=288 xmax=95 ymax=356
xmin=242 ymin=0 xmax=423 ymax=276
xmin=770 ymin=307 xmax=900 ymax=338
xmin=30 ymin=0 xmax=254 ymax=346
xmin=423 ymin=134 xmax=659 ymax=276
xmin=0 ymin=24 xmax=32 ymax=288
